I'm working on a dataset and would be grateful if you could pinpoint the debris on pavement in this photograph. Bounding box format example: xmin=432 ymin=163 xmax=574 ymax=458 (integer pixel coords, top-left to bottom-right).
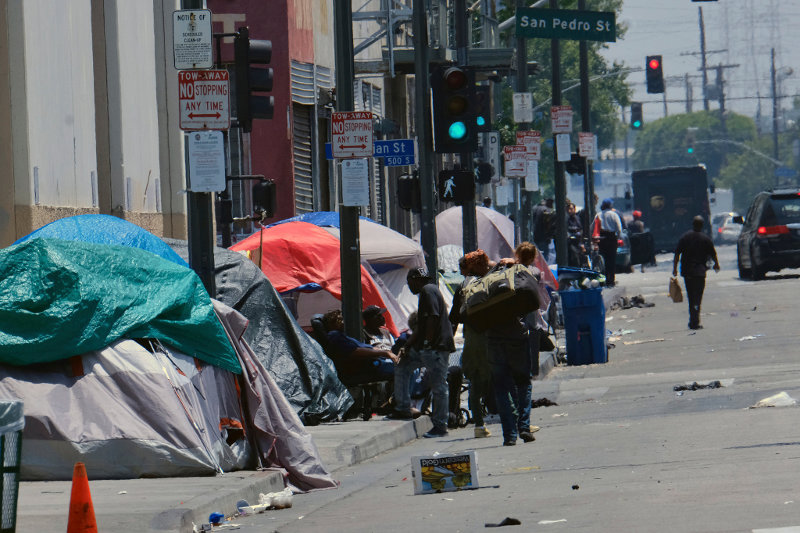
xmin=623 ymin=338 xmax=666 ymax=345
xmin=673 ymin=381 xmax=722 ymax=392
xmin=571 ymin=484 xmax=579 ymax=490
xmin=750 ymin=391 xmax=797 ymax=408
xmin=485 ymin=517 xmax=521 ymax=527
xmin=538 ymin=519 xmax=568 ymax=524
xmin=737 ymin=334 xmax=764 ymax=342
xmin=609 ymin=294 xmax=655 ymax=310
xmin=532 ymin=398 xmax=558 ymax=408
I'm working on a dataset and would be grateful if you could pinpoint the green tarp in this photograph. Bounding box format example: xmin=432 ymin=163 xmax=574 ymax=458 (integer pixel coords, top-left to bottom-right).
xmin=0 ymin=238 xmax=240 ymax=373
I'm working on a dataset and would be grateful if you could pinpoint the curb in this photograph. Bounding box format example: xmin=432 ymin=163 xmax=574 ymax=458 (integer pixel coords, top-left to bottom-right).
xmin=149 ymin=471 xmax=285 ymax=533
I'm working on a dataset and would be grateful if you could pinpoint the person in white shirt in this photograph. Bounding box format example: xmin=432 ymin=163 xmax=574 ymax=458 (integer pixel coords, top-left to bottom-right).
xmin=593 ymin=198 xmax=623 ymax=286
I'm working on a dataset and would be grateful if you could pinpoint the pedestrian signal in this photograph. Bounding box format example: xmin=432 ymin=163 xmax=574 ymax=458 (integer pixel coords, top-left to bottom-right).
xmin=438 ymin=170 xmax=475 ymax=205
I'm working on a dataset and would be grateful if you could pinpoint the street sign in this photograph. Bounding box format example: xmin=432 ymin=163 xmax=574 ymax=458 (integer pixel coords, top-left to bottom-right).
xmin=525 ymin=158 xmax=540 ymax=191
xmin=331 ymin=111 xmax=374 ymax=158
xmin=775 ymin=166 xmax=797 ymax=179
xmin=516 ymin=8 xmax=616 ymax=42
xmin=341 ymin=159 xmax=370 ymax=206
xmin=578 ymin=132 xmax=596 ymax=159
xmin=504 ymin=145 xmax=527 ymax=177
xmin=374 ymin=139 xmax=416 ymax=166
xmin=516 ymin=130 xmax=542 ymax=160
xmin=551 ymin=105 xmax=573 ymax=133
xmin=513 ymin=93 xmax=534 ymax=123
xmin=556 ymin=133 xmax=571 ymax=162
xmin=325 ymin=138 xmax=415 ymax=166
xmin=178 ymin=70 xmax=230 ymax=131
xmin=187 ymin=131 xmax=225 ymax=192
xmin=173 ymin=10 xmax=213 ymax=70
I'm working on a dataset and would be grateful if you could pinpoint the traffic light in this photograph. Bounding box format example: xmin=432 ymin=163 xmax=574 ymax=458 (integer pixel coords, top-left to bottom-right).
xmin=474 ymin=161 xmax=495 ymax=184
xmin=397 ymin=172 xmax=421 ymax=212
xmin=685 ymin=130 xmax=696 ymax=154
xmin=234 ymin=27 xmax=274 ymax=132
xmin=630 ymin=102 xmax=643 ymax=130
xmin=252 ymin=179 xmax=276 ymax=218
xmin=438 ymin=169 xmax=475 ymax=205
xmin=646 ymin=55 xmax=664 ymax=94
xmin=473 ymin=86 xmax=492 ymax=133
xmin=430 ymin=66 xmax=478 ymax=153
xmin=564 ymin=153 xmax=585 ymax=175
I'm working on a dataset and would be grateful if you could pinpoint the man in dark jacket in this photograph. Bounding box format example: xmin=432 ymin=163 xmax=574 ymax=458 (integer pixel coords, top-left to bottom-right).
xmin=388 ymin=268 xmax=455 ymax=438
xmin=532 ymin=198 xmax=555 ymax=262
xmin=672 ymin=216 xmax=720 ymax=330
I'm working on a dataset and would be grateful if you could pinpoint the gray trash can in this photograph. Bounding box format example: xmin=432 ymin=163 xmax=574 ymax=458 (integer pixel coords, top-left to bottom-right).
xmin=0 ymin=401 xmax=23 ymax=533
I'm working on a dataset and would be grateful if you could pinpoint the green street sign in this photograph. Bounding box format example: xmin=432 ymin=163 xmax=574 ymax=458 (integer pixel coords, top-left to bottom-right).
xmin=516 ymin=8 xmax=616 ymax=42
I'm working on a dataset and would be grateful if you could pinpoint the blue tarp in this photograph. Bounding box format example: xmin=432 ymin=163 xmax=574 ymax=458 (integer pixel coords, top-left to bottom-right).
xmin=267 ymin=211 xmax=374 ymax=229
xmin=13 ymin=214 xmax=189 ymax=268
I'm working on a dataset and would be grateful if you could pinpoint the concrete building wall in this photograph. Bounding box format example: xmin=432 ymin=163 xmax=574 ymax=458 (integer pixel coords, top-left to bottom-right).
xmin=6 ymin=0 xmax=99 ymax=241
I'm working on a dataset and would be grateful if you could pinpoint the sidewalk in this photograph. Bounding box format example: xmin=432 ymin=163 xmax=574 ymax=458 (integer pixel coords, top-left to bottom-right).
xmin=14 ymin=338 xmax=562 ymax=533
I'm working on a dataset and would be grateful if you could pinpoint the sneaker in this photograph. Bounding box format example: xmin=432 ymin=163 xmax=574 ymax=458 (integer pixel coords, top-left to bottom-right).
xmin=474 ymin=426 xmax=491 ymax=439
xmin=502 ymin=439 xmax=517 ymax=446
xmin=423 ymin=426 xmax=449 ymax=438
xmin=519 ymin=431 xmax=536 ymax=443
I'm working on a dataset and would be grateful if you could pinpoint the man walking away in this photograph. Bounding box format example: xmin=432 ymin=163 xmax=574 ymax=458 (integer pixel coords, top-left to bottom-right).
xmin=594 ymin=198 xmax=623 ymax=287
xmin=673 ymin=215 xmax=720 ymax=330
xmin=389 ymin=268 xmax=456 ymax=438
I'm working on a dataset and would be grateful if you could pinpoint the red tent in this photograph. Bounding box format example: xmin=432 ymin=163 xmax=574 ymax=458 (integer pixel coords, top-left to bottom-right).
xmin=230 ymin=221 xmax=399 ymax=336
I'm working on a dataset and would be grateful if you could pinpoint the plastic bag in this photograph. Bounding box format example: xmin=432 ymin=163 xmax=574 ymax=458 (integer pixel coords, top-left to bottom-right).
xmin=669 ymin=277 xmax=683 ymax=303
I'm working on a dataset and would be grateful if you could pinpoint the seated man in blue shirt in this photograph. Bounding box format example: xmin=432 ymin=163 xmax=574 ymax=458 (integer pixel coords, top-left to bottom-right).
xmin=322 ymin=309 xmax=398 ymax=384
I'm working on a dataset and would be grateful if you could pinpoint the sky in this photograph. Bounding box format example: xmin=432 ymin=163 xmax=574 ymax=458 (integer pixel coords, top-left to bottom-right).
xmin=598 ymin=0 xmax=800 ymax=126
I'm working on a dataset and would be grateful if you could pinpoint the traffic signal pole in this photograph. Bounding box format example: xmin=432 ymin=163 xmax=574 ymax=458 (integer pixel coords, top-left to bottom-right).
xmin=413 ymin=0 xmax=438 ymax=276
xmin=516 ymin=0 xmax=530 ymax=244
xmin=182 ymin=0 xmax=216 ymax=297
xmin=550 ymin=0 xmax=568 ymax=268
xmin=333 ymin=0 xmax=364 ymax=340
xmin=578 ymin=0 xmax=595 ymax=232
xmin=454 ymin=0 xmax=478 ymax=254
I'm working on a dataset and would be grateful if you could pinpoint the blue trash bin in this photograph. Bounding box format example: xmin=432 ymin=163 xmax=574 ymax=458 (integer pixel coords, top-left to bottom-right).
xmin=559 ymin=288 xmax=607 ymax=366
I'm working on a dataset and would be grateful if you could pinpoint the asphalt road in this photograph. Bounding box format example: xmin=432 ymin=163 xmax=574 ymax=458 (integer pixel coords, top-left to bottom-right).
xmin=233 ymin=244 xmax=800 ymax=533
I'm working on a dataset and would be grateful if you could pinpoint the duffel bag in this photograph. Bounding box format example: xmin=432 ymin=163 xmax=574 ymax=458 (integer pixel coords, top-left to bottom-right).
xmin=461 ymin=264 xmax=541 ymax=332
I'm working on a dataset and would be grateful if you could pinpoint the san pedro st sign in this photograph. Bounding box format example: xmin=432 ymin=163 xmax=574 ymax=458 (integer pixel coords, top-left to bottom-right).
xmin=516 ymin=8 xmax=616 ymax=42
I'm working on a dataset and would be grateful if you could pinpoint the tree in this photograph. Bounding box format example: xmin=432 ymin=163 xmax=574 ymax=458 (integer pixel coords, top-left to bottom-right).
xmin=631 ymin=110 xmax=757 ymax=179
xmin=495 ymin=0 xmax=631 ymax=197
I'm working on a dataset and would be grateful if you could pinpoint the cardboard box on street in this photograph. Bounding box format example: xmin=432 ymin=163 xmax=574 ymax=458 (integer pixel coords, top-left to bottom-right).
xmin=411 ymin=451 xmax=479 ymax=495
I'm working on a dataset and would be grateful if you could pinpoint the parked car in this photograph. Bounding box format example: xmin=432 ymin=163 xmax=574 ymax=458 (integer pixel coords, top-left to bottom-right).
xmin=716 ymin=214 xmax=743 ymax=244
xmin=736 ymin=189 xmax=800 ymax=280
xmin=615 ymin=230 xmax=633 ymax=273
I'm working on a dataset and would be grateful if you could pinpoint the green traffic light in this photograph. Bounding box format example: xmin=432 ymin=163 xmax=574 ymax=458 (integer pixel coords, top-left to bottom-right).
xmin=632 ymin=120 xmax=641 ymax=128
xmin=448 ymin=121 xmax=467 ymax=140
xmin=687 ymin=147 xmax=694 ymax=154
xmin=476 ymin=116 xmax=486 ymax=127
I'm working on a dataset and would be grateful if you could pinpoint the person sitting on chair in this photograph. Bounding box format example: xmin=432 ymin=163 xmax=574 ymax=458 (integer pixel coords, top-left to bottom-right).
xmin=322 ymin=309 xmax=398 ymax=384
xmin=362 ymin=305 xmax=396 ymax=351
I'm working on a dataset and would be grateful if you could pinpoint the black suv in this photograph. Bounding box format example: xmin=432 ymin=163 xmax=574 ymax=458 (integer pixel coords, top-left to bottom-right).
xmin=736 ymin=189 xmax=800 ymax=279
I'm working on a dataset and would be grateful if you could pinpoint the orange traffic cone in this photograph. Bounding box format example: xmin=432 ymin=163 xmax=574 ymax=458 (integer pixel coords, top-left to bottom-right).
xmin=67 ymin=462 xmax=97 ymax=533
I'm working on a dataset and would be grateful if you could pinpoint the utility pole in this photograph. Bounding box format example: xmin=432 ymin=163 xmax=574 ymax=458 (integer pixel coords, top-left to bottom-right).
xmin=333 ymin=0 xmax=363 ymax=340
xmin=699 ymin=6 xmax=709 ymax=111
xmin=182 ymin=0 xmax=215 ymax=297
xmin=455 ymin=0 xmax=478 ymax=254
xmin=413 ymin=0 xmax=438 ymax=275
xmin=550 ymin=0 xmax=567 ymax=267
xmin=771 ymin=47 xmax=780 ymax=168
xmin=716 ymin=65 xmax=726 ymax=133
xmin=578 ymin=0 xmax=594 ymax=230
xmin=516 ymin=0 xmax=530 ymax=243
xmin=685 ymin=73 xmax=693 ymax=113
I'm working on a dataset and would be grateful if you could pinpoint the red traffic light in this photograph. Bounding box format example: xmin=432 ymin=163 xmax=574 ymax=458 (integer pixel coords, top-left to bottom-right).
xmin=443 ymin=67 xmax=468 ymax=90
xmin=648 ymin=58 xmax=660 ymax=70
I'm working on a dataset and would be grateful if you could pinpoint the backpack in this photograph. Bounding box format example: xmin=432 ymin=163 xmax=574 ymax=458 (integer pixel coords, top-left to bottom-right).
xmin=460 ymin=264 xmax=541 ymax=332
